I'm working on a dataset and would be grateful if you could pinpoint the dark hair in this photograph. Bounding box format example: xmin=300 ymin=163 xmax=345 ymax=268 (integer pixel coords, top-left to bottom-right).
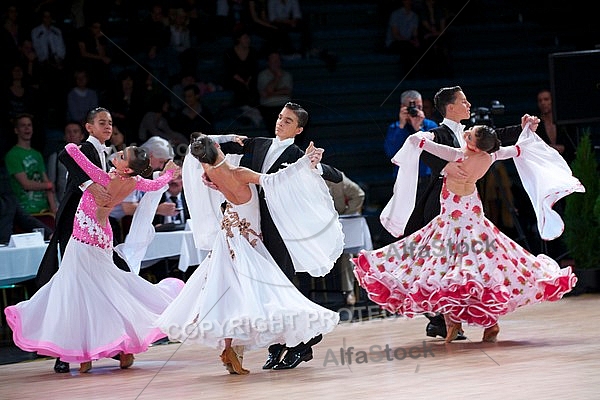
xmin=284 ymin=102 xmax=309 ymax=128
xmin=183 ymin=83 xmax=200 ymax=96
xmin=434 ymin=86 xmax=462 ymax=117
xmin=13 ymin=113 xmax=34 ymax=128
xmin=474 ymin=125 xmax=500 ymax=153
xmin=85 ymin=107 xmax=110 ymax=124
xmin=190 ymin=134 xmax=218 ymax=165
xmin=124 ymin=146 xmax=152 ymax=177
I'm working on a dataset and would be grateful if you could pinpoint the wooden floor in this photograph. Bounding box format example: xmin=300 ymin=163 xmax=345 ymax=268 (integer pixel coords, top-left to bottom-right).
xmin=1 ymin=294 xmax=599 ymax=400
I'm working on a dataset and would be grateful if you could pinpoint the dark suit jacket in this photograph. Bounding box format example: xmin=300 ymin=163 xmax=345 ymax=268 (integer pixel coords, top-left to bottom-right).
xmin=152 ymin=190 xmax=190 ymax=226
xmin=220 ymin=137 xmax=343 ymax=280
xmin=403 ymin=123 xmax=522 ymax=236
xmin=35 ymin=141 xmax=130 ymax=289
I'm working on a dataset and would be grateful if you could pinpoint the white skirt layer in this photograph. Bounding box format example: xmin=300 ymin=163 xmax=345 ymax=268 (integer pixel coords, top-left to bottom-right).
xmin=155 ymin=230 xmax=340 ymax=351
xmin=5 ymin=239 xmax=184 ymax=363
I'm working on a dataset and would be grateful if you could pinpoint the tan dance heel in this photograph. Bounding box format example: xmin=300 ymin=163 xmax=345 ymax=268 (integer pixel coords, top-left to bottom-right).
xmin=79 ymin=361 xmax=92 ymax=373
xmin=482 ymin=324 xmax=500 ymax=343
xmin=445 ymin=323 xmax=463 ymax=343
xmin=221 ymin=347 xmax=249 ymax=375
xmin=119 ymin=353 xmax=135 ymax=369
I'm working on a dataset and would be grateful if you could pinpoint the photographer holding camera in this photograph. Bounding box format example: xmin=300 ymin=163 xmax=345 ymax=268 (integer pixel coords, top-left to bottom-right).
xmin=384 ymin=90 xmax=439 ymax=184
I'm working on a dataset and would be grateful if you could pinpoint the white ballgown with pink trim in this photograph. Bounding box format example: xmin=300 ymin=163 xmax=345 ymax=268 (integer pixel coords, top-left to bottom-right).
xmin=5 ymin=143 xmax=184 ymax=363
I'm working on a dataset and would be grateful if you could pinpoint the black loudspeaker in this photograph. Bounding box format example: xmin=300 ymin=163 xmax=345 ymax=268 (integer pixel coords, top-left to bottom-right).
xmin=549 ymin=49 xmax=600 ymax=125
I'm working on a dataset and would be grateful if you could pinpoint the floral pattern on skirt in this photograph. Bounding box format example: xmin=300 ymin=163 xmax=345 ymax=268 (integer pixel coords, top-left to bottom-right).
xmin=354 ymin=182 xmax=576 ymax=328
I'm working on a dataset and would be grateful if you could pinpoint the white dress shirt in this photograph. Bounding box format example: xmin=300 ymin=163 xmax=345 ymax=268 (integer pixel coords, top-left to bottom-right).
xmin=262 ymin=137 xmax=294 ymax=173
xmin=441 ymin=118 xmax=466 ymax=148
xmin=31 ymin=24 xmax=66 ymax=62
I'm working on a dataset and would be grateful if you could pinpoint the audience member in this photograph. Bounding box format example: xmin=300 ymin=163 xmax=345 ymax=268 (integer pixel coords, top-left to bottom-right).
xmin=115 ymin=136 xmax=178 ymax=279
xmin=223 ymin=28 xmax=261 ymax=108
xmin=131 ymin=4 xmax=174 ymax=86
xmin=422 ymin=96 xmax=442 ymax=123
xmin=536 ymin=88 xmax=576 ymax=164
xmin=325 ymin=172 xmax=366 ymax=305
xmin=75 ymin=19 xmax=112 ymax=90
xmin=417 ymin=0 xmax=451 ymax=77
xmin=385 ymin=0 xmax=421 ymax=78
xmin=267 ymin=0 xmax=310 ymax=57
xmin=16 ymin=38 xmax=42 ymax=88
xmin=153 ymin=162 xmax=189 ymax=227
xmin=3 ymin=64 xmax=40 ymax=128
xmin=138 ymin=94 xmax=188 ymax=148
xmin=222 ymin=27 xmax=263 ymax=126
xmin=384 ymin=90 xmax=438 ymax=189
xmin=5 ymin=113 xmax=56 ymax=215
xmin=30 ymin=9 xmax=68 ymax=114
xmin=66 ymin=69 xmax=99 ymax=124
xmin=168 ymin=7 xmax=195 ymax=76
xmin=172 ymin=84 xmax=215 ymax=136
xmin=257 ymin=50 xmax=293 ymax=132
xmin=0 ymin=165 xmax=52 ymax=243
xmin=1 ymin=4 xmax=22 ymax=77
xmin=46 ymin=120 xmax=85 ymax=207
xmin=109 ymin=124 xmax=127 ymax=152
xmin=31 ymin=9 xmax=66 ymax=70
xmin=103 ymin=69 xmax=145 ymax=143
xmin=532 ymin=88 xmax=576 ymax=261
xmin=118 ymin=136 xmax=176 ymax=234
xmin=248 ymin=0 xmax=284 ymax=57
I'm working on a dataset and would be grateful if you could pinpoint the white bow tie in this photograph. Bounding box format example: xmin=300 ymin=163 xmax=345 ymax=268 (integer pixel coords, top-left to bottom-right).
xmin=101 ymin=145 xmax=111 ymax=154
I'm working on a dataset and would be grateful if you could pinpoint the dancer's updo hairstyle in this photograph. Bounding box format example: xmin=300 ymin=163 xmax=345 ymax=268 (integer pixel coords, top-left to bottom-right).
xmin=190 ymin=133 xmax=218 ymax=165
xmin=474 ymin=125 xmax=501 ymax=154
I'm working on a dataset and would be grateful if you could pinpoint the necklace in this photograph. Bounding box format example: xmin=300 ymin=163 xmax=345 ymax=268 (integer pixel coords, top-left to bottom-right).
xmin=211 ymin=158 xmax=226 ymax=169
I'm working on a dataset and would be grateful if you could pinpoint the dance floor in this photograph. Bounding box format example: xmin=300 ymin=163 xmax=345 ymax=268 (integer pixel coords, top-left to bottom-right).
xmin=1 ymin=293 xmax=599 ymax=400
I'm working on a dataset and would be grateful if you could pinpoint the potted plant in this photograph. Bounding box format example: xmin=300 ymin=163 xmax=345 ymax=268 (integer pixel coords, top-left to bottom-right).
xmin=563 ymin=131 xmax=600 ymax=293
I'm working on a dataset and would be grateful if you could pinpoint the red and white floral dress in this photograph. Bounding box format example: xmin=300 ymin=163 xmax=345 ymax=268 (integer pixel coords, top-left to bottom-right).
xmin=355 ymin=127 xmax=579 ymax=328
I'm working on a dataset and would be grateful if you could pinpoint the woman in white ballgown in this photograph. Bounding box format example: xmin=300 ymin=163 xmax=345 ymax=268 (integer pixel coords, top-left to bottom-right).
xmin=155 ymin=134 xmax=342 ymax=375
xmin=355 ymin=125 xmax=579 ymax=343
xmin=5 ymin=143 xmax=184 ymax=373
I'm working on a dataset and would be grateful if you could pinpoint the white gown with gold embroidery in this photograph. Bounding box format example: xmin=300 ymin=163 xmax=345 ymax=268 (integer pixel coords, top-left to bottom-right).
xmin=155 ymin=155 xmax=341 ymax=350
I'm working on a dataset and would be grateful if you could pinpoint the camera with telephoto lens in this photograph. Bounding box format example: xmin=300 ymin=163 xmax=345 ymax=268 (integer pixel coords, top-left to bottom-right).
xmin=468 ymin=100 xmax=505 ymax=127
xmin=407 ymin=100 xmax=419 ymax=117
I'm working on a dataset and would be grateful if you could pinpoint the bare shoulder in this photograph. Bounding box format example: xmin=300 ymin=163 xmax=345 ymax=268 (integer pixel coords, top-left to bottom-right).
xmin=232 ymin=166 xmax=260 ymax=184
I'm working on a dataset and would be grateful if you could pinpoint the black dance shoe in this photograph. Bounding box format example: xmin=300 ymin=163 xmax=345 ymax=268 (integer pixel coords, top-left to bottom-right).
xmin=426 ymin=322 xmax=467 ymax=340
xmin=54 ymin=358 xmax=70 ymax=373
xmin=272 ymin=348 xmax=313 ymax=370
xmin=262 ymin=344 xmax=286 ymax=369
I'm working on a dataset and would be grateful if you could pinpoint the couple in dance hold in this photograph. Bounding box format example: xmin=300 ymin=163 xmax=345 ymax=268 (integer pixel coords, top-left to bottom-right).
xmin=154 ymin=133 xmax=343 ymax=374
xmin=355 ymin=87 xmax=580 ymax=342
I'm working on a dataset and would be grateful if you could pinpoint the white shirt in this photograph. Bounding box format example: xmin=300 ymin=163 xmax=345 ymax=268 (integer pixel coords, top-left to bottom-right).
xmin=262 ymin=137 xmax=294 ymax=173
xmin=441 ymin=118 xmax=466 ymax=149
xmin=268 ymin=0 xmax=302 ymax=22
xmin=31 ymin=24 xmax=66 ymax=62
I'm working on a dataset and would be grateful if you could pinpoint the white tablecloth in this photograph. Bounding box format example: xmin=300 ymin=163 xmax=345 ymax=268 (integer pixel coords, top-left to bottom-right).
xmin=0 ymin=216 xmax=374 ymax=285
xmin=142 ymin=230 xmax=208 ymax=273
xmin=0 ymin=244 xmax=47 ymax=286
xmin=142 ymin=216 xmax=373 ymax=272
xmin=339 ymin=215 xmax=373 ymax=253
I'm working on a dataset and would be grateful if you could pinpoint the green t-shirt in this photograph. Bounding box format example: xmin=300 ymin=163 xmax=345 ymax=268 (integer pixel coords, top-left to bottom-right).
xmin=5 ymin=146 xmax=50 ymax=214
